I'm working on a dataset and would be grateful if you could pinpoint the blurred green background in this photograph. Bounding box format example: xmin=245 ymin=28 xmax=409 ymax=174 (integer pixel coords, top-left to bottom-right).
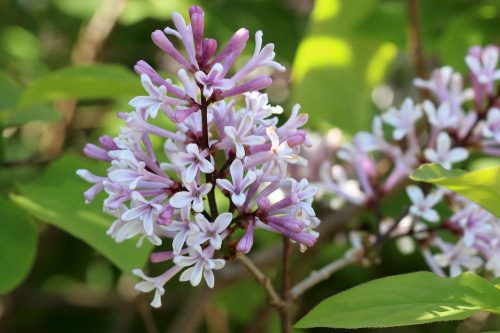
xmin=1 ymin=0 xmax=500 ymax=332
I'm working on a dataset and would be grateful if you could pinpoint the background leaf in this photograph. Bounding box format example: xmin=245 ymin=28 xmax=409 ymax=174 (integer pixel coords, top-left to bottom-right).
xmin=410 ymin=164 xmax=500 ymax=217
xmin=0 ymin=198 xmax=37 ymax=294
xmin=18 ymin=65 xmax=142 ymax=109
xmin=296 ymin=272 xmax=500 ymax=329
xmin=10 ymin=154 xmax=152 ymax=273
xmin=0 ymin=71 xmax=61 ymax=126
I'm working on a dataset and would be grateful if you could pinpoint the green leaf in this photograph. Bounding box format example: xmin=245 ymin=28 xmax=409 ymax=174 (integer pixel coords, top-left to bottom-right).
xmin=0 ymin=198 xmax=37 ymax=294
xmin=295 ymin=272 xmax=500 ymax=329
xmin=0 ymin=71 xmax=22 ymax=111
xmin=119 ymin=0 xmax=190 ymax=25
xmin=490 ymin=276 xmax=500 ymax=288
xmin=18 ymin=65 xmax=143 ymax=110
xmin=292 ymin=0 xmax=398 ymax=133
xmin=50 ymin=0 xmax=102 ymax=20
xmin=0 ymin=26 xmax=42 ymax=62
xmin=0 ymin=71 xmax=61 ymax=126
xmin=410 ymin=164 xmax=500 ymax=218
xmin=10 ymin=154 xmax=151 ymax=273
xmin=3 ymin=104 xmax=61 ymax=127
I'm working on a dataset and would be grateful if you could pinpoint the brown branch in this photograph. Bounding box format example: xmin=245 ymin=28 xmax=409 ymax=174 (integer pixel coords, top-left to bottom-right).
xmin=288 ymin=251 xmax=358 ymax=300
xmin=219 ymin=204 xmax=360 ymax=284
xmin=200 ymin=95 xmax=219 ymax=219
xmin=40 ymin=0 xmax=127 ymax=159
xmin=236 ymin=252 xmax=285 ymax=309
xmin=406 ymin=0 xmax=427 ymax=81
xmin=215 ymin=154 xmax=235 ymax=179
xmin=166 ymin=288 xmax=211 ymax=333
xmin=136 ymin=295 xmax=159 ymax=333
xmin=71 ymin=0 xmax=127 ymax=64
xmin=286 ymin=201 xmax=415 ymax=300
xmin=375 ymin=204 xmax=411 ymax=245
xmin=280 ymin=237 xmax=292 ymax=333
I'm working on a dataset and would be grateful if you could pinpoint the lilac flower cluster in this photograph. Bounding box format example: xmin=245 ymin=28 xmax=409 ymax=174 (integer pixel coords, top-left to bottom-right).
xmin=77 ymin=6 xmax=318 ymax=307
xmin=318 ymin=45 xmax=500 ymax=278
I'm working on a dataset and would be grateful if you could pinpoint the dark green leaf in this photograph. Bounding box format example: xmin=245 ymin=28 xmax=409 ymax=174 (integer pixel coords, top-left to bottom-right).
xmin=0 ymin=71 xmax=22 ymax=110
xmin=10 ymin=154 xmax=152 ymax=273
xmin=18 ymin=65 xmax=143 ymax=109
xmin=0 ymin=198 xmax=37 ymax=294
xmin=0 ymin=71 xmax=61 ymax=126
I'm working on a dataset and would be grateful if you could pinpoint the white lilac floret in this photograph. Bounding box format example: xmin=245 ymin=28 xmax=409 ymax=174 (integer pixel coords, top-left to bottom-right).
xmin=78 ymin=6 xmax=317 ymax=307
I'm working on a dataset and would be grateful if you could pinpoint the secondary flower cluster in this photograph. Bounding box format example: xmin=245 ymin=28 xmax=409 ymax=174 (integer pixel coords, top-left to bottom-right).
xmin=77 ymin=6 xmax=318 ymax=307
xmin=316 ymin=45 xmax=500 ymax=278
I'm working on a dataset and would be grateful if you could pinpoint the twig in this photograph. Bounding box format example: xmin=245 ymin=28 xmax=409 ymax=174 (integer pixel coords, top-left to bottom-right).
xmin=215 ymin=155 xmax=235 ymax=179
xmin=236 ymin=252 xmax=285 ymax=309
xmin=71 ymin=0 xmax=127 ymax=64
xmin=200 ymin=95 xmax=219 ymax=219
xmin=219 ymin=204 xmax=360 ymax=284
xmin=280 ymin=237 xmax=292 ymax=333
xmin=40 ymin=0 xmax=127 ymax=159
xmin=375 ymin=205 xmax=411 ymax=245
xmin=136 ymin=295 xmax=159 ymax=333
xmin=406 ymin=0 xmax=427 ymax=80
xmin=289 ymin=252 xmax=358 ymax=300
xmin=166 ymin=288 xmax=211 ymax=333
xmin=243 ymin=303 xmax=273 ymax=333
xmin=204 ymin=299 xmax=231 ymax=333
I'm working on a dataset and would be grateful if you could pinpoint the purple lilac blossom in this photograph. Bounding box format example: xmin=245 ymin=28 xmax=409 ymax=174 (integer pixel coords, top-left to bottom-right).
xmin=77 ymin=6 xmax=318 ymax=308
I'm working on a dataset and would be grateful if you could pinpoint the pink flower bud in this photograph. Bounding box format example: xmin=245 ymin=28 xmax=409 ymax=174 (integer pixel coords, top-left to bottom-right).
xmin=150 ymin=251 xmax=175 ymax=263
xmin=83 ymin=143 xmax=110 ymax=161
xmin=200 ymin=38 xmax=217 ymax=68
xmin=99 ymin=135 xmax=118 ymax=151
xmin=151 ymin=30 xmax=190 ymax=68
xmin=157 ymin=205 xmax=174 ymax=226
xmin=220 ymin=76 xmax=272 ymax=99
xmin=257 ymin=196 xmax=271 ymax=212
xmin=134 ymin=60 xmax=164 ymax=86
xmin=287 ymin=130 xmax=307 ymax=147
xmin=237 ymin=220 xmax=255 ymax=254
xmin=189 ymin=11 xmax=204 ymax=58
xmin=188 ymin=5 xmax=203 ymax=17
xmin=212 ymin=28 xmax=249 ymax=75
xmin=134 ymin=61 xmax=185 ymax=99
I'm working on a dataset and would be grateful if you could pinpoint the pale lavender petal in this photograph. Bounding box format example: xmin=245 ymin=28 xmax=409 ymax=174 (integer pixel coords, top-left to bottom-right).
xmin=216 ymin=179 xmax=235 ymax=193
xmin=214 ymin=212 xmax=233 ymax=233
xmin=203 ymin=268 xmax=215 ymax=288
xmin=190 ymin=262 xmax=204 ymax=286
xmin=169 ymin=192 xmax=194 ymax=209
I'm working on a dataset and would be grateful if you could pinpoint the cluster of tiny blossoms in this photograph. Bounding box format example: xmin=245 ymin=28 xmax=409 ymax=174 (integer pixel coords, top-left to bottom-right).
xmin=318 ymin=45 xmax=500 ymax=278
xmin=77 ymin=6 xmax=318 ymax=307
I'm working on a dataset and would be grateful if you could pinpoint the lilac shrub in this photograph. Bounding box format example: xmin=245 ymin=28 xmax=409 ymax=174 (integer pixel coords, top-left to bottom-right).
xmin=77 ymin=6 xmax=318 ymax=307
xmin=316 ymin=45 xmax=500 ymax=278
